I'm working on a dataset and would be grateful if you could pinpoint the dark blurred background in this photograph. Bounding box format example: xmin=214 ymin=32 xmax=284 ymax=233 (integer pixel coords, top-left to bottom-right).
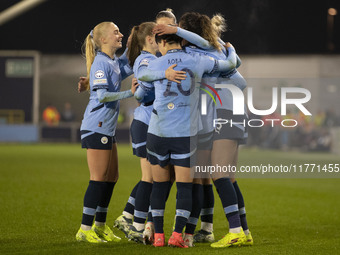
xmin=0 ymin=0 xmax=339 ymax=54
xmin=1 ymin=0 xmax=340 ymax=152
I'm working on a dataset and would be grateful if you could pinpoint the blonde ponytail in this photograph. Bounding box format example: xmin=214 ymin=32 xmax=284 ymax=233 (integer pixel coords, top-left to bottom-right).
xmin=200 ymin=14 xmax=221 ymax=51
xmin=81 ymin=22 xmax=114 ymax=91
xmin=211 ymin=13 xmax=227 ymax=37
xmin=81 ymin=34 xmax=96 ymax=91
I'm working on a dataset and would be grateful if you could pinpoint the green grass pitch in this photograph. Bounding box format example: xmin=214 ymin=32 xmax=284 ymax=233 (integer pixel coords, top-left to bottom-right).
xmin=0 ymin=143 xmax=339 ymax=254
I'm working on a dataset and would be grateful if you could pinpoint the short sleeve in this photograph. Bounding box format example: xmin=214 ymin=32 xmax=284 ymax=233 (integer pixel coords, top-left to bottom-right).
xmin=92 ymin=61 xmax=110 ymax=91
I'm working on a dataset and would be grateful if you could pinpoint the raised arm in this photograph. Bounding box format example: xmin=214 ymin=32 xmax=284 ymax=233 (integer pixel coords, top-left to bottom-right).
xmin=176 ymin=27 xmax=213 ymax=50
xmin=120 ymin=63 xmax=134 ymax=80
xmin=119 ymin=47 xmax=129 ymax=65
xmin=153 ymin=24 xmax=213 ymax=50
xmin=118 ymin=48 xmax=134 ymax=80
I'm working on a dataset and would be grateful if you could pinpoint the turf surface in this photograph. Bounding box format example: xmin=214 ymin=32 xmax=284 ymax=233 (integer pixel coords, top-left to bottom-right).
xmin=0 ymin=143 xmax=339 ymax=254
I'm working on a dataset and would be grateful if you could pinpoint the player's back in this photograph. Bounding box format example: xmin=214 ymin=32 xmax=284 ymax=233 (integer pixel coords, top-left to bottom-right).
xmin=148 ymin=49 xmax=213 ymax=138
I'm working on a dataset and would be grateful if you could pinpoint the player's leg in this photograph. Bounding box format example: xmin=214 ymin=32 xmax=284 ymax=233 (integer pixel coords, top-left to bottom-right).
xmin=194 ymin=177 xmax=215 ymax=243
xmin=93 ymin=142 xmax=121 ymax=242
xmin=76 ymin=145 xmax=112 ymax=243
xmin=146 ymin=133 xmax=173 ymax=247
xmin=136 ymin=159 xmax=153 ymax=223
xmin=128 ymin=158 xmax=153 ymax=243
xmin=168 ymin=165 xmax=193 ymax=248
xmin=230 ymin=149 xmax=253 ymax=245
xmin=183 ymin=178 xmax=203 ymax=247
xmin=193 ymin=147 xmax=215 ymax=243
xmin=113 ymin=181 xmax=139 ymax=233
xmin=124 ymin=119 xmax=154 ymax=242
xmin=210 ymin=139 xmax=246 ymax=248
xmin=150 ymin=164 xmax=171 ymax=247
xmin=115 ymin=118 xmax=147 ymax=231
xmin=183 ymin=137 xmax=209 ymax=246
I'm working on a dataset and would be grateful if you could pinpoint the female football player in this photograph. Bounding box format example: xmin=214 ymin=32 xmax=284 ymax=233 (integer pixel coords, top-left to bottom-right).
xmin=155 ymin=13 xmax=253 ymax=247
xmin=153 ymin=12 xmax=252 ymax=248
xmin=76 ymin=21 xmax=138 ymax=243
xmin=113 ymin=9 xmax=179 ymax=243
xmin=114 ymin=21 xmax=186 ymax=244
xmin=137 ymin=31 xmax=238 ymax=248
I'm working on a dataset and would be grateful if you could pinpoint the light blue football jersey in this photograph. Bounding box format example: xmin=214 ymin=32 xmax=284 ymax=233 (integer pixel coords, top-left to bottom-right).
xmin=139 ymin=49 xmax=218 ymax=138
xmin=176 ymin=27 xmax=247 ymax=132
xmin=80 ymin=51 xmax=133 ymax=137
xmin=185 ymin=45 xmax=225 ymax=134
xmin=133 ymin=51 xmax=156 ymax=125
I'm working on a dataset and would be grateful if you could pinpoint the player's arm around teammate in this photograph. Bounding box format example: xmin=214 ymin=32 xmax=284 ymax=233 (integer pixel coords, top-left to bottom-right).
xmin=115 ymin=21 xmax=185 ymax=243
xmin=176 ymin=13 xmax=252 ymax=247
xmin=151 ymin=12 xmax=252 ymax=248
xmin=137 ymin=30 xmax=237 ymax=247
xmin=112 ymin=10 xmax=185 ymax=243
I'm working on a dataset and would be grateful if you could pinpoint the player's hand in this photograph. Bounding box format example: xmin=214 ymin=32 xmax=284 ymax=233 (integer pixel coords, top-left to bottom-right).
xmin=78 ymin=76 xmax=89 ymax=93
xmin=153 ymin=24 xmax=177 ymax=36
xmin=165 ymin=64 xmax=187 ymax=84
xmin=131 ymin=77 xmax=139 ymax=95
xmin=224 ymin=42 xmax=234 ymax=50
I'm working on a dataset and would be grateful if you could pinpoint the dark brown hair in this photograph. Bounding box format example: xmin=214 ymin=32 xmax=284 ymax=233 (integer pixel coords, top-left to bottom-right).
xmin=179 ymin=12 xmax=221 ymax=51
xmin=155 ymin=33 xmax=182 ymax=45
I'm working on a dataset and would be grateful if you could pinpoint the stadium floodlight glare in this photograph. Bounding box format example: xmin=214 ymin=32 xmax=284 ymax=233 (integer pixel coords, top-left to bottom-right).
xmin=0 ymin=0 xmax=47 ymax=26
xmin=328 ymin=8 xmax=337 ymax=16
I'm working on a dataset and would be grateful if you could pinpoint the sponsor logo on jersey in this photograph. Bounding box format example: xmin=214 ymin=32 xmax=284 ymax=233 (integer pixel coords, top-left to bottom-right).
xmin=93 ymin=79 xmax=108 ymax=85
xmin=95 ymin=70 xmax=105 ymax=79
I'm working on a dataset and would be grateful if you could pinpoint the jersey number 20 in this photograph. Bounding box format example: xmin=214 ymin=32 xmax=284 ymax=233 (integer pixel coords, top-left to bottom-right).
xmin=163 ymin=68 xmax=195 ymax=97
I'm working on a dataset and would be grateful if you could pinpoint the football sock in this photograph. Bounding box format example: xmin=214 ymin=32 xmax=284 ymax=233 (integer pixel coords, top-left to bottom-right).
xmin=133 ymin=181 xmax=153 ymax=230
xmin=200 ymin=184 xmax=214 ymax=232
xmin=95 ymin=182 xmax=116 ymax=224
xmin=147 ymin=206 xmax=153 ymax=223
xmin=174 ymin=182 xmax=193 ymax=234
xmin=185 ymin=183 xmax=203 ymax=234
xmin=123 ymin=181 xmax=140 ymax=219
xmin=151 ymin=181 xmax=171 ymax=233
xmin=213 ymin=178 xmax=241 ymax=231
xmin=233 ymin=181 xmax=249 ymax=232
xmin=166 ymin=181 xmax=173 ymax=201
xmin=81 ymin=180 xmax=104 ymax=228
